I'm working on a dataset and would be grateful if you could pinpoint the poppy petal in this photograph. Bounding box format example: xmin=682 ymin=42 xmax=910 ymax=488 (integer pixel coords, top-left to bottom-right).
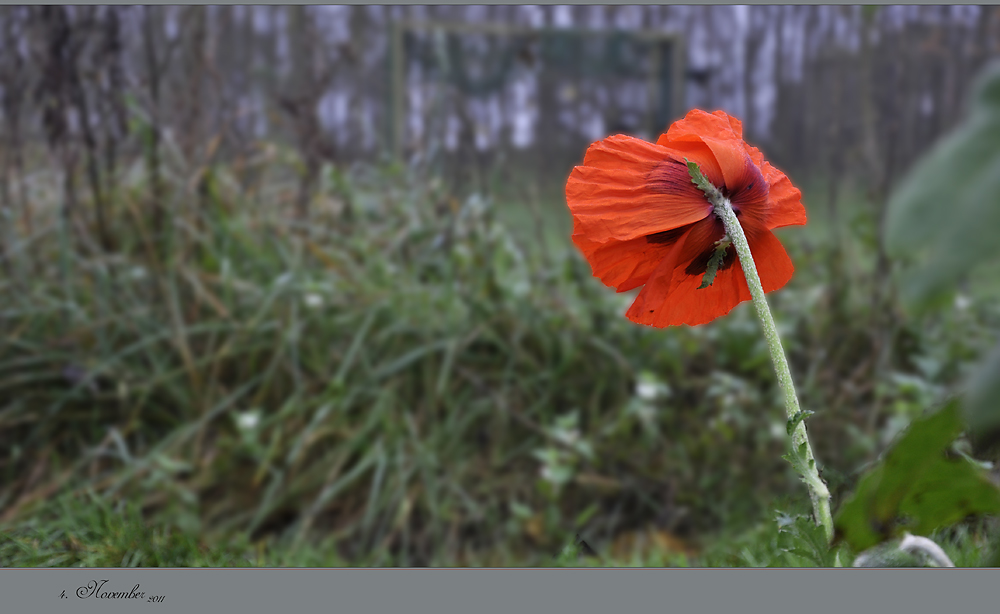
xmin=671 ymin=113 xmax=806 ymax=231
xmin=622 ymin=227 xmax=694 ymax=324
xmin=625 ymin=228 xmax=794 ymax=328
xmin=742 ymin=142 xmax=766 ymax=167
xmin=655 ymin=110 xmax=742 ymax=188
xmin=657 ymin=110 xmax=753 ymax=196
xmin=701 ymin=138 xmax=757 ymax=193
xmin=572 ymin=232 xmax=678 ymax=292
xmin=760 ymin=161 xmax=807 ymax=229
xmin=738 ymin=142 xmax=807 ymax=229
xmin=647 ymin=139 xmax=726 ymax=189
xmin=751 ymin=228 xmax=797 ymax=293
xmin=577 ymin=215 xmax=722 ymax=292
xmin=674 ymin=216 xmax=727 ymax=265
xmin=566 ymin=135 xmax=714 ymax=243
xmin=660 ymin=109 xmax=744 ymax=144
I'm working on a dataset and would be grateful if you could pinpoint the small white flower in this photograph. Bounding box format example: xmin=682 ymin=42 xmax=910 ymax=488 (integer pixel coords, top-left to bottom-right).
xmin=303 ymin=293 xmax=324 ymax=308
xmin=553 ymin=427 xmax=580 ymax=446
xmin=236 ymin=410 xmax=260 ymax=430
xmin=635 ymin=373 xmax=670 ymax=401
xmin=636 ymin=382 xmax=660 ymax=401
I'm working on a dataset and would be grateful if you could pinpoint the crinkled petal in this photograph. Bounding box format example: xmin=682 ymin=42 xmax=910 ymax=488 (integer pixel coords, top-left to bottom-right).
xmin=572 ymin=232 xmax=678 ymax=292
xmin=740 ymin=143 xmax=806 ymax=229
xmin=760 ymin=161 xmax=807 ymax=229
xmin=752 ymin=228 xmax=797 ymax=294
xmin=702 ymin=138 xmax=751 ymax=191
xmin=658 ymin=111 xmax=775 ymax=229
xmin=660 ymin=109 xmax=744 ymax=144
xmin=626 ymin=228 xmax=795 ymax=327
xmin=656 ymin=110 xmax=805 ymax=230
xmin=566 ymin=135 xmax=714 ymax=243
xmin=574 ymin=214 xmax=722 ymax=293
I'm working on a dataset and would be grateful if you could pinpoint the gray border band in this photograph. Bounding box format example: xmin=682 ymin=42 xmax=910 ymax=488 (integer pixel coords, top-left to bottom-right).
xmin=0 ymin=568 xmax=991 ymax=614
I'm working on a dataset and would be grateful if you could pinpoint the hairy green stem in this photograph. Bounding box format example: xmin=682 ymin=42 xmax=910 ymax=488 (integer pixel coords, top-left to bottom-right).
xmin=687 ymin=160 xmax=834 ymax=542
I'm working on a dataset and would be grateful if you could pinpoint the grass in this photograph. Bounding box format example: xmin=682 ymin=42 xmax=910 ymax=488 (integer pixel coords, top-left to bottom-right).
xmin=3 ymin=491 xmax=995 ymax=567
xmin=1 ymin=157 xmax=998 ymax=567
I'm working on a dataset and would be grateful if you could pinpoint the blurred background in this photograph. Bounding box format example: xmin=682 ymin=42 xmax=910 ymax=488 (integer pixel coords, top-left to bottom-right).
xmin=1 ymin=5 xmax=1000 ymax=567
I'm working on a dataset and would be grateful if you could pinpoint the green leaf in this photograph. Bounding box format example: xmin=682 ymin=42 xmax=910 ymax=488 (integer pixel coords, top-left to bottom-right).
xmin=698 ymin=238 xmax=731 ymax=289
xmin=783 ymin=442 xmax=805 ymax=469
xmin=883 ymin=61 xmax=1000 ymax=460
xmin=786 ymin=410 xmax=815 ymax=436
xmin=781 ymin=440 xmax=815 ymax=483
xmin=964 ymin=340 xmax=1000 ymax=450
xmin=834 ymin=401 xmax=1000 ymax=552
xmin=684 ymin=158 xmax=722 ymax=201
xmin=776 ymin=514 xmax=839 ymax=567
xmin=574 ymin=503 xmax=600 ymax=528
xmin=885 ymin=62 xmax=1000 ymax=312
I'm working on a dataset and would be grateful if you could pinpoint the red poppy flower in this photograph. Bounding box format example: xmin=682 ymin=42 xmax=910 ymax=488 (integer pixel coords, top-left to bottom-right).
xmin=565 ymin=109 xmax=807 ymax=327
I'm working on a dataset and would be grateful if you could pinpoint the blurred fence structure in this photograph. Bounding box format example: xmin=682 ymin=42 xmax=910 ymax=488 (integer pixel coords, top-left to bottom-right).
xmin=388 ymin=20 xmax=684 ymax=187
xmin=1 ymin=5 xmax=999 ymax=219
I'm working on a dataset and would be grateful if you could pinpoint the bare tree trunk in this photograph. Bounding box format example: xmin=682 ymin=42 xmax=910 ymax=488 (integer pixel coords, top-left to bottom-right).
xmin=99 ymin=6 xmax=127 ymax=217
xmin=143 ymin=6 xmax=166 ymax=252
xmin=34 ymin=7 xmax=81 ymax=235
xmin=0 ymin=9 xmax=14 ymax=274
xmin=281 ymin=6 xmax=336 ymax=221
xmin=287 ymin=6 xmax=313 ymax=219
xmin=771 ymin=7 xmax=793 ymax=167
xmin=62 ymin=7 xmax=113 ymax=250
xmin=179 ymin=7 xmax=208 ymax=162
xmin=742 ymin=9 xmax=765 ymax=141
xmin=0 ymin=10 xmax=24 ymax=223
xmin=5 ymin=12 xmax=30 ymax=237
xmin=858 ymin=8 xmax=883 ymax=203
xmin=824 ymin=43 xmax=848 ymax=323
xmin=348 ymin=7 xmax=374 ymax=163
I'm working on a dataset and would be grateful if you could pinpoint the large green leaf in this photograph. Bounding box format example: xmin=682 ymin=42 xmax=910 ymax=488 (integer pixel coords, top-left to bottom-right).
xmin=834 ymin=401 xmax=1000 ymax=552
xmin=776 ymin=513 xmax=842 ymax=567
xmin=966 ymin=341 xmax=1000 ymax=449
xmin=885 ymin=61 xmax=1000 ymax=311
xmin=885 ymin=61 xmax=1000 ymax=447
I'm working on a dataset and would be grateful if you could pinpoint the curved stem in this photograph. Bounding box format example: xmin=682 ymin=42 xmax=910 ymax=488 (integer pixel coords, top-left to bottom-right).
xmin=687 ymin=161 xmax=834 ymax=541
xmin=898 ymin=533 xmax=955 ymax=567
